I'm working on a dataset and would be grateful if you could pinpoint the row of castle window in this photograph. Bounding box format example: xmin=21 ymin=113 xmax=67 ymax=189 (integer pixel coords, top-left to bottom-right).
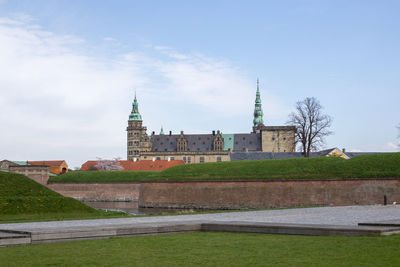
xmin=128 ymin=150 xmax=140 ymax=155
xmin=128 ymin=141 xmax=140 ymax=146
xmin=128 ymin=132 xmax=140 ymax=137
xmin=271 ymin=137 xmax=286 ymax=141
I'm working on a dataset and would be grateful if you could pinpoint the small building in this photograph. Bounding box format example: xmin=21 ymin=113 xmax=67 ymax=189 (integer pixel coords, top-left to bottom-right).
xmin=0 ymin=160 xmax=50 ymax=185
xmin=28 ymin=160 xmax=69 ymax=175
xmin=80 ymin=160 xmax=185 ymax=171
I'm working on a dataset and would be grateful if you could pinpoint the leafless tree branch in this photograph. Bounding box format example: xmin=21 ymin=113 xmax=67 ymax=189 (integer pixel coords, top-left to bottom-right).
xmin=287 ymin=97 xmax=333 ymax=157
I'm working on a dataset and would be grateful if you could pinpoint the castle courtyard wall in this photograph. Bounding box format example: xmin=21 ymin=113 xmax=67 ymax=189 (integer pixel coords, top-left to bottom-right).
xmin=139 ymin=179 xmax=400 ymax=209
xmin=48 ymin=179 xmax=400 ymax=209
xmin=48 ymin=183 xmax=141 ymax=201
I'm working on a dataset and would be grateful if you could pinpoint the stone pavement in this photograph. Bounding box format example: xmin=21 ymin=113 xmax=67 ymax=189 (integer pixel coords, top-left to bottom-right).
xmin=1 ymin=205 xmax=400 ymax=246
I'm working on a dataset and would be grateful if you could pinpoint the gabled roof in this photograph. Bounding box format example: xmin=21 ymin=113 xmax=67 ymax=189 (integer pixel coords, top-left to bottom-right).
xmin=28 ymin=161 xmax=66 ymax=167
xmin=230 ymin=148 xmax=351 ymax=161
xmin=80 ymin=160 xmax=185 ymax=171
xmin=11 ymin=161 xmax=31 ymax=166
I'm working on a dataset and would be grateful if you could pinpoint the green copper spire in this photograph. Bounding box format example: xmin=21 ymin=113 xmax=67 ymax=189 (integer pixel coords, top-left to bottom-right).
xmin=160 ymin=126 xmax=164 ymax=135
xmin=253 ymin=78 xmax=264 ymax=127
xmin=129 ymin=90 xmax=142 ymax=121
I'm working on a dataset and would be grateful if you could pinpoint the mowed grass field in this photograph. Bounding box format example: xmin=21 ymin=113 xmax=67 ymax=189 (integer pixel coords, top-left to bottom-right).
xmin=0 ymin=172 xmax=129 ymax=222
xmin=49 ymin=152 xmax=400 ymax=183
xmin=1 ymin=232 xmax=400 ymax=266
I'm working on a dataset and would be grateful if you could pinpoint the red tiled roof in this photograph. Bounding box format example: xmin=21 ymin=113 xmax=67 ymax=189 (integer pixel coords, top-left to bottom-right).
xmin=28 ymin=161 xmax=66 ymax=167
xmin=80 ymin=160 xmax=185 ymax=171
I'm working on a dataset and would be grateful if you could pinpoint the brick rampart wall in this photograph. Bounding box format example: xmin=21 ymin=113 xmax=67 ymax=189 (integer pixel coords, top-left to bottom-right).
xmin=139 ymin=179 xmax=400 ymax=209
xmin=48 ymin=183 xmax=141 ymax=201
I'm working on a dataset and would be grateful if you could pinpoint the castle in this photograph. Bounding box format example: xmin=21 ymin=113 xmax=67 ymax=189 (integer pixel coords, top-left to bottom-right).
xmin=127 ymin=80 xmax=296 ymax=164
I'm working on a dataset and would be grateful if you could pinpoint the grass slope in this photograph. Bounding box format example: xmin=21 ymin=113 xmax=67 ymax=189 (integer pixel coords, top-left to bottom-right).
xmin=1 ymin=232 xmax=399 ymax=266
xmin=0 ymin=172 xmax=128 ymax=222
xmin=50 ymin=152 xmax=400 ymax=183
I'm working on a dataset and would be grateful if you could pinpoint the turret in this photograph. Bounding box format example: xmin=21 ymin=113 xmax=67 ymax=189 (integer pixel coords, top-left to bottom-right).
xmin=129 ymin=91 xmax=142 ymax=121
xmin=253 ymin=78 xmax=264 ymax=128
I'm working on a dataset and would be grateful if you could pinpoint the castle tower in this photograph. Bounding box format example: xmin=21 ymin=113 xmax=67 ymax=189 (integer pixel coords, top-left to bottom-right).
xmin=253 ymin=78 xmax=264 ymax=129
xmin=127 ymin=92 xmax=151 ymax=160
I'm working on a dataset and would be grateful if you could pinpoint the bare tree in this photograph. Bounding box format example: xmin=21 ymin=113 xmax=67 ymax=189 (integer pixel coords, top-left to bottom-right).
xmin=94 ymin=157 xmax=123 ymax=171
xmin=287 ymin=97 xmax=333 ymax=157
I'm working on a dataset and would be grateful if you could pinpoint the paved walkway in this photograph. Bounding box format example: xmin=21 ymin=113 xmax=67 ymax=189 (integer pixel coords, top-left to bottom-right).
xmin=1 ymin=205 xmax=400 ymax=231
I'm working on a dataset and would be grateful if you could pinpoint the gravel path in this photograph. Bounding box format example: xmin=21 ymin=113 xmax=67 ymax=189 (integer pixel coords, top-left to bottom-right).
xmin=1 ymin=205 xmax=400 ymax=231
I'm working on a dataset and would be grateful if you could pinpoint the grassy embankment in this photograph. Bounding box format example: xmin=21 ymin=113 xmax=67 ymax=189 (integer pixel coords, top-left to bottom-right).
xmin=1 ymin=232 xmax=399 ymax=266
xmin=0 ymin=172 xmax=129 ymax=223
xmin=50 ymin=152 xmax=400 ymax=183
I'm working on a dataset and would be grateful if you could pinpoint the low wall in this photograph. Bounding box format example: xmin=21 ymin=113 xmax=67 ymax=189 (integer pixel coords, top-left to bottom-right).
xmin=48 ymin=183 xmax=141 ymax=201
xmin=139 ymin=179 xmax=400 ymax=209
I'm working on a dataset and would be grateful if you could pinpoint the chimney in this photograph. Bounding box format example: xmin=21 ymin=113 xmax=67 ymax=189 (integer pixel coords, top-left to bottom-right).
xmin=217 ymin=130 xmax=220 ymax=134
xmin=342 ymin=148 xmax=346 ymax=153
xmin=180 ymin=130 xmax=184 ymax=135
xmin=152 ymin=131 xmax=155 ymax=135
xmin=212 ymin=130 xmax=215 ymax=136
xmin=169 ymin=131 xmax=172 ymax=136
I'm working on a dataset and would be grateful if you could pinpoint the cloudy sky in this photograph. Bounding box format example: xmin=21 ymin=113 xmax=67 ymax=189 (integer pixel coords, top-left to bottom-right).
xmin=0 ymin=1 xmax=399 ymax=168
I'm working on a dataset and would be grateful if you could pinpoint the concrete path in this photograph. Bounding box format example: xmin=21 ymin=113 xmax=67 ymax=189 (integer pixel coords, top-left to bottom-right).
xmin=1 ymin=205 xmax=400 ymax=246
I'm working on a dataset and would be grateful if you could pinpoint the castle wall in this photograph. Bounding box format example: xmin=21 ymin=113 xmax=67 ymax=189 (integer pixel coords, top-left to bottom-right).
xmin=261 ymin=126 xmax=296 ymax=152
xmin=139 ymin=179 xmax=400 ymax=209
xmin=140 ymin=152 xmax=230 ymax=164
xmin=48 ymin=183 xmax=141 ymax=201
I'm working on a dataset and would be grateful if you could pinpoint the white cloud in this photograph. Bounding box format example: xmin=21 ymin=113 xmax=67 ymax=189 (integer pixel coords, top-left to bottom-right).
xmin=0 ymin=15 xmax=287 ymax=167
xmin=385 ymin=142 xmax=400 ymax=151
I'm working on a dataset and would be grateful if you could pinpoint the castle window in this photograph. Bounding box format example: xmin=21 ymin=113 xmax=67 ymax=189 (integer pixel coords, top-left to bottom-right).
xmin=156 ymin=157 xmax=161 ymax=161
xmin=154 ymin=148 xmax=158 ymax=151
xmin=164 ymin=148 xmax=167 ymax=151
xmin=203 ymin=142 xmax=205 ymax=144
xmin=217 ymin=156 xmax=222 ymax=162
xmin=161 ymin=142 xmax=163 ymax=145
xmin=229 ymin=137 xmax=232 ymax=140
xmin=170 ymin=157 xmax=174 ymax=160
xmin=197 ymin=148 xmax=200 ymax=151
xmin=249 ymin=141 xmax=252 ymax=144
xmin=193 ymin=142 xmax=196 ymax=145
xmin=272 ymin=137 xmax=275 ymax=141
xmin=243 ymin=137 xmax=245 ymax=140
xmin=198 ymin=137 xmax=201 ymax=140
xmin=128 ymin=151 xmax=133 ymax=155
xmin=128 ymin=141 xmax=132 ymax=146
xmin=157 ymin=138 xmax=160 ymax=141
xmin=183 ymin=156 xmax=186 ymax=162
xmin=170 ymin=142 xmax=173 ymax=145
xmin=187 ymin=157 xmax=191 ymax=163
xmin=200 ymin=157 xmax=205 ymax=163
xmin=235 ymin=142 xmax=238 ymax=144
xmin=283 ymin=137 xmax=286 ymax=140
xmin=134 ymin=150 xmax=139 ymax=155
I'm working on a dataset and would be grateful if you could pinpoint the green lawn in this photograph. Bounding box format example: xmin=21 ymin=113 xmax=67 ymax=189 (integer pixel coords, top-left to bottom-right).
xmin=49 ymin=152 xmax=400 ymax=183
xmin=1 ymin=232 xmax=399 ymax=266
xmin=0 ymin=172 xmax=129 ymax=222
